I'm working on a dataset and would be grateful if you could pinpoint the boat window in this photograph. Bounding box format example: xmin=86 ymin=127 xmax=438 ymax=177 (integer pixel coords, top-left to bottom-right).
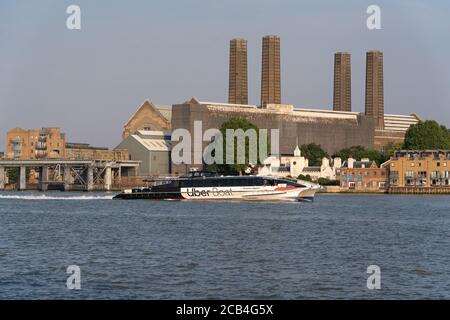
xmin=263 ymin=179 xmax=275 ymax=186
xmin=276 ymin=179 xmax=306 ymax=188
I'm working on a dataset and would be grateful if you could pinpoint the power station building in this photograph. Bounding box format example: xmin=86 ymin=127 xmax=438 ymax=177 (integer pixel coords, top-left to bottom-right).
xmin=119 ymin=36 xmax=419 ymax=175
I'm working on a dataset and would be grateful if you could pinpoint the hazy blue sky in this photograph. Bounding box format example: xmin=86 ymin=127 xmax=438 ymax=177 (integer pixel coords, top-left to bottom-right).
xmin=0 ymin=0 xmax=449 ymax=150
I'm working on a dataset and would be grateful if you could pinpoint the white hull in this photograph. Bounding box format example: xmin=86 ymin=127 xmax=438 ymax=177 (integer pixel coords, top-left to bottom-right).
xmin=115 ymin=173 xmax=320 ymax=202
xmin=180 ymin=186 xmax=317 ymax=201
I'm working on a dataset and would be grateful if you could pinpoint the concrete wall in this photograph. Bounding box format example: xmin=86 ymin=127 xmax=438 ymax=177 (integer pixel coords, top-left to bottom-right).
xmin=171 ymin=103 xmax=375 ymax=173
xmin=374 ymin=129 xmax=405 ymax=151
xmin=66 ymin=148 xmax=129 ymax=161
xmin=149 ymin=151 xmax=171 ymax=176
xmin=116 ymin=137 xmax=150 ymax=175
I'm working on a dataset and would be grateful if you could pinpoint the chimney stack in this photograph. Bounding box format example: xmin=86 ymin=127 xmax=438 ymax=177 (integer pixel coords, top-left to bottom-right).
xmin=333 ymin=52 xmax=351 ymax=112
xmin=261 ymin=35 xmax=281 ymax=107
xmin=228 ymin=38 xmax=248 ymax=105
xmin=365 ymin=50 xmax=385 ymax=130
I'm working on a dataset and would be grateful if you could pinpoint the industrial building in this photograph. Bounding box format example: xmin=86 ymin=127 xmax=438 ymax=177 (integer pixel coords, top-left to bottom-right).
xmin=115 ymin=130 xmax=171 ymax=176
xmin=115 ymin=36 xmax=420 ymax=176
xmin=170 ymin=97 xmax=417 ymax=174
xmin=122 ymin=100 xmax=172 ymax=140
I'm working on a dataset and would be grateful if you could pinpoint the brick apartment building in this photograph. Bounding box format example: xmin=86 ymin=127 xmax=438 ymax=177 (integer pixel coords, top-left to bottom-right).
xmin=6 ymin=127 xmax=66 ymax=160
xmin=337 ymin=158 xmax=387 ymax=192
xmin=383 ymin=150 xmax=450 ymax=189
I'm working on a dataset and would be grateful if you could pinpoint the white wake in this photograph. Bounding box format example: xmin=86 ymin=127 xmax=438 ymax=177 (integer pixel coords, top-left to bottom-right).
xmin=0 ymin=194 xmax=114 ymax=200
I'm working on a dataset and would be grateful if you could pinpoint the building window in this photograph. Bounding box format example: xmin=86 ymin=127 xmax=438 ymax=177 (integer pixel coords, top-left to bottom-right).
xmin=437 ymin=162 xmax=440 ymax=167
xmin=411 ymin=162 xmax=415 ymax=167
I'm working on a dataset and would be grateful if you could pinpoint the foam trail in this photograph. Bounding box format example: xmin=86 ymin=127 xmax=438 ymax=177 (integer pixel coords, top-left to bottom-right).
xmin=0 ymin=194 xmax=114 ymax=200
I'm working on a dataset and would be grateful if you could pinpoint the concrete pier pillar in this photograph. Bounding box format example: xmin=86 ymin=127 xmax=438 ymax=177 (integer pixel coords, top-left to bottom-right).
xmin=86 ymin=165 xmax=94 ymax=191
xmin=104 ymin=164 xmax=112 ymax=191
xmin=19 ymin=166 xmax=26 ymax=191
xmin=0 ymin=166 xmax=5 ymax=190
xmin=39 ymin=166 xmax=49 ymax=191
xmin=64 ymin=165 xmax=71 ymax=191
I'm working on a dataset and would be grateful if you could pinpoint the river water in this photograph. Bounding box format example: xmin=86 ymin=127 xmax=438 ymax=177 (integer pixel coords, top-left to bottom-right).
xmin=0 ymin=192 xmax=449 ymax=299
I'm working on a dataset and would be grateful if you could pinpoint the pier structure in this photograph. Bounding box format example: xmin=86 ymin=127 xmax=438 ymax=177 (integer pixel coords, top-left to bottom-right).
xmin=0 ymin=159 xmax=140 ymax=191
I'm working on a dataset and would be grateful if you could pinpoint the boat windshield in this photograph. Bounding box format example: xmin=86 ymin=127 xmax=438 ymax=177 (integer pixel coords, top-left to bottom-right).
xmin=275 ymin=178 xmax=306 ymax=188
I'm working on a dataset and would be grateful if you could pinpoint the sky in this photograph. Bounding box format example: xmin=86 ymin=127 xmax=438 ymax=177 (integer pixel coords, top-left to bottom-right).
xmin=0 ymin=0 xmax=449 ymax=150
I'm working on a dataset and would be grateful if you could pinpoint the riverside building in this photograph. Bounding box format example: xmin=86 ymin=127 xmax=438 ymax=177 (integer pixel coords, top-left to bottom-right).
xmin=337 ymin=158 xmax=387 ymax=192
xmin=383 ymin=150 xmax=450 ymax=193
xmin=5 ymin=127 xmax=66 ymax=160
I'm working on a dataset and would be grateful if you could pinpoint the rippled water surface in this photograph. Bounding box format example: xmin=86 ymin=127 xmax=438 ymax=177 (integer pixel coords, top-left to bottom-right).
xmin=0 ymin=192 xmax=449 ymax=299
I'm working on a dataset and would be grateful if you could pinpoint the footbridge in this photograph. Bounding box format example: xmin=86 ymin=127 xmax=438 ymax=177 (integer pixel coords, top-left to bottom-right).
xmin=0 ymin=159 xmax=140 ymax=191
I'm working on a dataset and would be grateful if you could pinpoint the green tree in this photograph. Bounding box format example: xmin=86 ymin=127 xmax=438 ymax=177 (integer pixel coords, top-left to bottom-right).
xmin=383 ymin=142 xmax=404 ymax=159
xmin=403 ymin=120 xmax=450 ymax=150
xmin=334 ymin=145 xmax=386 ymax=166
xmin=7 ymin=168 xmax=30 ymax=184
xmin=207 ymin=117 xmax=268 ymax=175
xmin=7 ymin=168 xmax=19 ymax=183
xmin=317 ymin=177 xmax=339 ymax=186
xmin=297 ymin=174 xmax=312 ymax=182
xmin=300 ymin=143 xmax=329 ymax=166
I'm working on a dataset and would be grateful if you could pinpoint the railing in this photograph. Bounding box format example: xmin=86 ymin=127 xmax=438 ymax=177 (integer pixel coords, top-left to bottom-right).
xmin=35 ymin=142 xmax=47 ymax=150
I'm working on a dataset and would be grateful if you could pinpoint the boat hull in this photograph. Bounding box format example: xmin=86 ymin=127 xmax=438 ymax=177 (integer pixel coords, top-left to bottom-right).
xmin=114 ymin=186 xmax=317 ymax=201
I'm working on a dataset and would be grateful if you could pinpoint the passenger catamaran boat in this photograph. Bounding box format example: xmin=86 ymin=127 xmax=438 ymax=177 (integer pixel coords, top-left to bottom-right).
xmin=113 ymin=171 xmax=320 ymax=201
